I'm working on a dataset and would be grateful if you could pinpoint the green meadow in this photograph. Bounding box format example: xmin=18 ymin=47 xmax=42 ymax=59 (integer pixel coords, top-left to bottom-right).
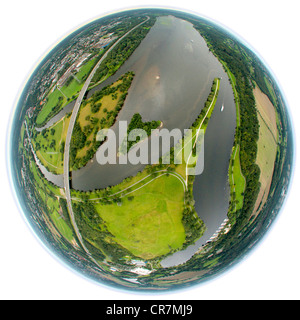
xmin=94 ymin=174 xmax=186 ymax=259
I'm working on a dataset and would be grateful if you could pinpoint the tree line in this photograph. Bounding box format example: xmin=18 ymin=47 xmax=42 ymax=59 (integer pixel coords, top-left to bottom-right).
xmin=190 ymin=20 xmax=261 ymax=229
xmin=119 ymin=113 xmax=161 ymax=153
xmin=70 ymin=72 xmax=134 ymax=170
xmin=91 ymin=17 xmax=155 ymax=85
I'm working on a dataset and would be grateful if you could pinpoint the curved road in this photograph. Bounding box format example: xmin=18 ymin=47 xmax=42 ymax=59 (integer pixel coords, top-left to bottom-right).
xmin=71 ymin=170 xmax=187 ymax=203
xmin=63 ymin=16 xmax=150 ymax=264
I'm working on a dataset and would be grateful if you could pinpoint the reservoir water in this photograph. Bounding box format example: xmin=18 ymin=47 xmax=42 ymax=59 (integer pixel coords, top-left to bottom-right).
xmin=37 ymin=16 xmax=236 ymax=266
xmin=72 ymin=16 xmax=235 ymax=190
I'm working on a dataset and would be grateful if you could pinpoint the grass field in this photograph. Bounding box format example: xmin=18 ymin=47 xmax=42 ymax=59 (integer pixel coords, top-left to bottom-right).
xmin=29 ymin=160 xmax=75 ymax=243
xmin=36 ymin=58 xmax=99 ymax=126
xmin=225 ymin=67 xmax=246 ymax=217
xmin=33 ymin=115 xmax=70 ymax=174
xmin=94 ymin=174 xmax=186 ymax=259
xmin=36 ymin=89 xmax=65 ymax=125
xmin=47 ymin=196 xmax=74 ymax=242
xmin=77 ymin=83 xmax=121 ymax=131
xmin=253 ymin=85 xmax=278 ymax=215
xmin=76 ymin=58 xmax=98 ymax=81
xmin=34 ymin=73 xmax=133 ymax=174
xmin=71 ymin=72 xmax=134 ymax=169
xmin=228 ymin=144 xmax=246 ymax=212
xmin=70 ymin=78 xmax=218 ymax=261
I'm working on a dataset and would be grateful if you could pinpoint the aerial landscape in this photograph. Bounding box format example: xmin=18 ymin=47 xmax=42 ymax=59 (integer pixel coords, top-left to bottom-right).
xmin=9 ymin=8 xmax=293 ymax=291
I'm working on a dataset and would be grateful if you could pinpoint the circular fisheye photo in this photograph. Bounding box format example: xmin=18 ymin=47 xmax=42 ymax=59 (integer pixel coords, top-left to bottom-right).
xmin=8 ymin=7 xmax=293 ymax=292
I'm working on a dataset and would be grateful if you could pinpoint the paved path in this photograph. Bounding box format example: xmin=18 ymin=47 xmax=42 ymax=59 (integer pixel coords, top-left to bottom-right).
xmin=71 ymin=170 xmax=187 ymax=203
xmin=63 ymin=16 xmax=150 ymax=264
xmin=185 ymin=78 xmax=220 ymax=185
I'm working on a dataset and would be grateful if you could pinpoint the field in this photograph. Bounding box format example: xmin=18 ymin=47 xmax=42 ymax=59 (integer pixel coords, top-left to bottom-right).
xmin=70 ymin=72 xmax=134 ymax=170
xmin=29 ymin=160 xmax=75 ymax=243
xmin=253 ymin=85 xmax=278 ymax=215
xmin=94 ymin=174 xmax=186 ymax=259
xmin=76 ymin=79 xmax=124 ymax=159
xmin=36 ymin=89 xmax=65 ymax=126
xmin=70 ymin=78 xmax=218 ymax=261
xmin=36 ymin=58 xmax=98 ymax=126
xmin=226 ymin=67 xmax=246 ymax=217
xmin=33 ymin=73 xmax=133 ymax=173
xmin=33 ymin=115 xmax=70 ymax=174
xmin=228 ymin=144 xmax=246 ymax=212
xmin=75 ymin=92 xmax=120 ymax=160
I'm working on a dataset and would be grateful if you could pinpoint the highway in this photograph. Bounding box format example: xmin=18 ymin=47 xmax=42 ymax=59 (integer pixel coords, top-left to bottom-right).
xmin=63 ymin=16 xmax=150 ymax=264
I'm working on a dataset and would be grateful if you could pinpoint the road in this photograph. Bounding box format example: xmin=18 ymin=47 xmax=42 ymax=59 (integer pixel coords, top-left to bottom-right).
xmin=63 ymin=16 xmax=150 ymax=264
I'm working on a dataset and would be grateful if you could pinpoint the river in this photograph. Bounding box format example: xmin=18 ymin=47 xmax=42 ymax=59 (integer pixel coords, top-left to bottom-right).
xmin=37 ymin=15 xmax=236 ymax=267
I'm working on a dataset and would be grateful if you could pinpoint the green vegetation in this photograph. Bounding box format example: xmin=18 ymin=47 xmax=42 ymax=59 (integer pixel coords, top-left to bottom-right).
xmin=75 ymin=174 xmax=186 ymax=260
xmin=228 ymin=145 xmax=246 ymax=221
xmin=189 ymin=18 xmax=261 ymax=228
xmin=119 ymin=113 xmax=161 ymax=154
xmin=32 ymin=117 xmax=65 ymax=173
xmin=98 ymin=175 xmax=185 ymax=259
xmin=146 ymin=13 xmax=292 ymax=287
xmin=35 ymin=57 xmax=99 ymax=127
xmin=222 ymin=68 xmax=246 ymax=221
xmin=253 ymin=86 xmax=278 ymax=215
xmin=71 ymin=78 xmax=219 ymax=263
xmin=36 ymin=89 xmax=64 ymax=126
xmin=136 ymin=12 xmax=292 ymax=290
xmin=15 ymin=10 xmax=293 ymax=289
xmin=31 ymin=114 xmax=70 ymax=174
xmin=173 ymin=78 xmax=220 ymax=244
xmin=32 ymin=72 xmax=134 ymax=174
xmin=72 ymin=169 xmax=196 ymax=262
xmin=16 ymin=130 xmax=93 ymax=269
xmin=90 ymin=17 xmax=156 ymax=86
xmin=22 ymin=144 xmax=76 ymax=244
xmin=70 ymin=71 xmax=134 ymax=170
xmin=173 ymin=78 xmax=220 ymax=182
xmin=72 ymin=200 xmax=133 ymax=262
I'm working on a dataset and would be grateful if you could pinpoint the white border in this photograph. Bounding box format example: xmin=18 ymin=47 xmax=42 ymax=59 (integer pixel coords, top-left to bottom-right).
xmin=1 ymin=0 xmax=300 ymax=300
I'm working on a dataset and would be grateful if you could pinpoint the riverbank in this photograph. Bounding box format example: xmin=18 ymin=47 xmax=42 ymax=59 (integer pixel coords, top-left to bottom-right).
xmin=71 ymin=78 xmax=220 ymax=263
xmin=225 ymin=67 xmax=246 ymax=220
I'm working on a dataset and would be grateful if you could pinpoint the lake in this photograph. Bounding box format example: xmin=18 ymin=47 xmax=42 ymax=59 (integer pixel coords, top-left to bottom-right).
xmin=37 ymin=15 xmax=236 ymax=267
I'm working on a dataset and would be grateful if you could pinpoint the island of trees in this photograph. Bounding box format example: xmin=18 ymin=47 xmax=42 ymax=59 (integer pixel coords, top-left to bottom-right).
xmin=15 ymin=10 xmax=292 ymax=290
xmin=70 ymin=78 xmax=220 ymax=263
xmin=119 ymin=113 xmax=161 ymax=154
xmin=70 ymin=72 xmax=135 ymax=170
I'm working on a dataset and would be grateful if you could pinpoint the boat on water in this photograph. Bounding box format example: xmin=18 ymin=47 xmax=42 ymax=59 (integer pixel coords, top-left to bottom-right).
xmin=221 ymin=104 xmax=224 ymax=112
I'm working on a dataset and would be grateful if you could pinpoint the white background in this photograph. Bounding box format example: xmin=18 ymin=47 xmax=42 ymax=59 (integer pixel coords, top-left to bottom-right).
xmin=1 ymin=0 xmax=299 ymax=300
